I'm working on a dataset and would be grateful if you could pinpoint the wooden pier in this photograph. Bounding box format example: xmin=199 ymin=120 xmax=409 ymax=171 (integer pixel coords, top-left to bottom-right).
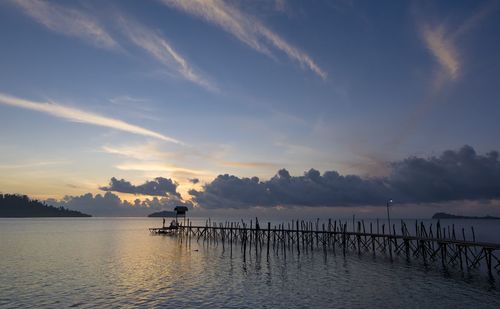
xmin=150 ymin=218 xmax=500 ymax=277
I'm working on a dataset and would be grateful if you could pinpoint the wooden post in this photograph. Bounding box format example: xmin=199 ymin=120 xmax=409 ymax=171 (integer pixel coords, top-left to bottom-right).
xmin=441 ymin=243 xmax=446 ymax=269
xmin=403 ymin=238 xmax=409 ymax=261
xmin=362 ymin=220 xmax=367 ymax=245
xmin=288 ymin=222 xmax=291 ymax=250
xmin=295 ymin=220 xmax=300 ymax=255
xmin=230 ymin=222 xmax=233 ymax=256
xmin=316 ymin=219 xmax=320 ymax=248
xmin=458 ymin=245 xmax=463 ymax=271
xmin=301 ymin=221 xmax=305 ymax=253
xmin=464 ymin=244 xmax=469 ymax=270
xmin=382 ymin=224 xmax=386 ymax=251
xmin=243 ymin=224 xmax=247 ymax=262
xmin=322 ymin=223 xmax=326 ymax=252
xmin=486 ymin=248 xmax=493 ymax=277
xmin=282 ymin=224 xmax=286 ymax=259
xmin=333 ymin=220 xmax=337 ymax=252
xmin=357 ymin=221 xmax=361 ymax=255
xmin=267 ymin=222 xmax=271 ymax=258
xmin=249 ymin=219 xmax=253 ymax=249
xmin=388 ymin=232 xmax=393 ymax=261
xmin=273 ymin=225 xmax=276 ymax=250
xmin=342 ymin=223 xmax=346 ymax=257
xmin=422 ymin=240 xmax=427 ymax=265
xmin=255 ymin=217 xmax=259 ymax=254
xmin=221 ymin=223 xmax=225 ymax=251
xmin=328 ymin=219 xmax=332 ymax=250
xmin=310 ymin=222 xmax=314 ymax=251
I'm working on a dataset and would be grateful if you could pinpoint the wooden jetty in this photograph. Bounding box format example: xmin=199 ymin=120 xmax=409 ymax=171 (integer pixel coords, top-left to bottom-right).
xmin=149 ymin=226 xmax=178 ymax=234
xmin=150 ymin=218 xmax=500 ymax=277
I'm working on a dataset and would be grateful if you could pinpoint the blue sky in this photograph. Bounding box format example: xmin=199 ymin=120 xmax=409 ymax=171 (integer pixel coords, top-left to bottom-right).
xmin=1 ymin=0 xmax=500 ymax=216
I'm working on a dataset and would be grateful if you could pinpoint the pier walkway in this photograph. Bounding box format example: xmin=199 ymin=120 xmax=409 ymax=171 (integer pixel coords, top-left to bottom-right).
xmin=150 ymin=218 xmax=500 ymax=277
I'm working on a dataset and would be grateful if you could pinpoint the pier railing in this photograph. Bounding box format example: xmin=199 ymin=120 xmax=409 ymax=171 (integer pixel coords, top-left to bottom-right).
xmin=150 ymin=218 xmax=500 ymax=277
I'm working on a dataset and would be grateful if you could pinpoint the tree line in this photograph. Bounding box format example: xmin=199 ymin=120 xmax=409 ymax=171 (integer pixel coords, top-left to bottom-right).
xmin=0 ymin=193 xmax=91 ymax=217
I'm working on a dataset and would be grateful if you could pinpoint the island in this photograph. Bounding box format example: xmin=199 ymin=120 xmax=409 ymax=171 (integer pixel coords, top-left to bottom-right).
xmin=432 ymin=212 xmax=500 ymax=220
xmin=0 ymin=193 xmax=91 ymax=217
xmin=148 ymin=210 xmax=177 ymax=217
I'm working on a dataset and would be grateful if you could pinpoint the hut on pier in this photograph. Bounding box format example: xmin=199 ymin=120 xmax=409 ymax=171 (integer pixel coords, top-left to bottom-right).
xmin=174 ymin=206 xmax=188 ymax=223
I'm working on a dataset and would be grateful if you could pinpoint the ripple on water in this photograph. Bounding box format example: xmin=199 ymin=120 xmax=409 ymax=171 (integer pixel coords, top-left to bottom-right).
xmin=0 ymin=218 xmax=499 ymax=308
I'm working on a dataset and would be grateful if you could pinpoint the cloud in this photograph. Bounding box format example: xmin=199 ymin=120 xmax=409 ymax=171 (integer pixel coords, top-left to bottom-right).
xmin=420 ymin=24 xmax=460 ymax=80
xmin=392 ymin=3 xmax=498 ymax=146
xmin=189 ymin=146 xmax=500 ymax=209
xmin=114 ymin=162 xmax=207 ymax=175
xmin=189 ymin=178 xmax=200 ymax=184
xmin=388 ymin=145 xmax=500 ymax=203
xmin=47 ymin=191 xmax=192 ymax=216
xmin=159 ymin=0 xmax=327 ymax=79
xmin=0 ymin=161 xmax=69 ymax=170
xmin=0 ymin=92 xmax=181 ymax=143
xmin=100 ymin=177 xmax=180 ymax=197
xmin=222 ymin=161 xmax=278 ymax=169
xmin=10 ymin=1 xmax=216 ymax=90
xmin=189 ymin=168 xmax=389 ymax=209
xmin=417 ymin=2 xmax=498 ymax=84
xmin=116 ymin=15 xmax=217 ymax=91
xmin=274 ymin=0 xmax=286 ymax=13
xmin=102 ymin=142 xmax=172 ymax=161
xmin=11 ymin=0 xmax=118 ymax=49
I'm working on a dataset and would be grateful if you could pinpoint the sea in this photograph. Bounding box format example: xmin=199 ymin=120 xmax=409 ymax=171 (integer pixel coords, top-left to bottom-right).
xmin=1 ymin=217 xmax=499 ymax=308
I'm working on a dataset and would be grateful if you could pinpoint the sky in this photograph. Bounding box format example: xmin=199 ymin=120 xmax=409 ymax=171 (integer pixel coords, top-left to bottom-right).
xmin=1 ymin=0 xmax=500 ymax=217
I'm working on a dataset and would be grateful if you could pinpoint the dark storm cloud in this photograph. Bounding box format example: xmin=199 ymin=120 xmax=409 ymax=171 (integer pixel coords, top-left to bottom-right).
xmin=189 ymin=178 xmax=200 ymax=184
xmin=188 ymin=169 xmax=389 ymax=209
xmin=189 ymin=146 xmax=500 ymax=209
xmin=47 ymin=191 xmax=192 ymax=217
xmin=388 ymin=145 xmax=500 ymax=203
xmin=99 ymin=177 xmax=179 ymax=197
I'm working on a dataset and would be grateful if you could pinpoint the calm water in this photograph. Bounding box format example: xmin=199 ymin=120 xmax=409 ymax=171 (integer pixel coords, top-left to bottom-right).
xmin=1 ymin=218 xmax=499 ymax=308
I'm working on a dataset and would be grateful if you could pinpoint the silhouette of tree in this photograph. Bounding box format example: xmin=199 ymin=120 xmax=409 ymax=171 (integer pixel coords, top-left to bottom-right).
xmin=0 ymin=193 xmax=91 ymax=217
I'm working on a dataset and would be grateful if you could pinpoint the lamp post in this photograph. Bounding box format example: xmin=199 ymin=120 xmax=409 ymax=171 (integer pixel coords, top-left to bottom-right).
xmin=387 ymin=199 xmax=394 ymax=260
xmin=386 ymin=199 xmax=393 ymax=235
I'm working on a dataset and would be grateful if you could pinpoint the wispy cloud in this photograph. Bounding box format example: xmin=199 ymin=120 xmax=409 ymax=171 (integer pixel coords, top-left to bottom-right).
xmin=10 ymin=0 xmax=215 ymax=90
xmin=418 ymin=1 xmax=498 ymax=83
xmin=420 ymin=24 xmax=460 ymax=80
xmin=0 ymin=93 xmax=181 ymax=143
xmin=391 ymin=2 xmax=498 ymax=147
xmin=160 ymin=0 xmax=327 ymax=79
xmin=0 ymin=161 xmax=69 ymax=170
xmin=11 ymin=0 xmax=118 ymax=49
xmin=222 ymin=161 xmax=278 ymax=169
xmin=115 ymin=162 xmax=207 ymax=175
xmin=117 ymin=15 xmax=217 ymax=91
xmin=102 ymin=142 xmax=173 ymax=161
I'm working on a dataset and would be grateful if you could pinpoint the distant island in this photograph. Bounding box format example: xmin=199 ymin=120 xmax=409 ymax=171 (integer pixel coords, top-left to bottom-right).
xmin=432 ymin=212 xmax=500 ymax=220
xmin=0 ymin=193 xmax=91 ymax=217
xmin=148 ymin=210 xmax=176 ymax=217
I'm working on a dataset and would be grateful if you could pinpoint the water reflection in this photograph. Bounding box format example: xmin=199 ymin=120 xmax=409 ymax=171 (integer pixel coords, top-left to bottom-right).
xmin=0 ymin=218 xmax=499 ymax=308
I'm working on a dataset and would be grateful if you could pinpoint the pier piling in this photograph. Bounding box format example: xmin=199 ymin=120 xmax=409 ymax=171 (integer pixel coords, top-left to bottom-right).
xmin=149 ymin=218 xmax=500 ymax=277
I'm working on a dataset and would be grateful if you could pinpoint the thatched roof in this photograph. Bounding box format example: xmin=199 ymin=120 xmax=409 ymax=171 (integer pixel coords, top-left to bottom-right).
xmin=174 ymin=206 xmax=188 ymax=213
